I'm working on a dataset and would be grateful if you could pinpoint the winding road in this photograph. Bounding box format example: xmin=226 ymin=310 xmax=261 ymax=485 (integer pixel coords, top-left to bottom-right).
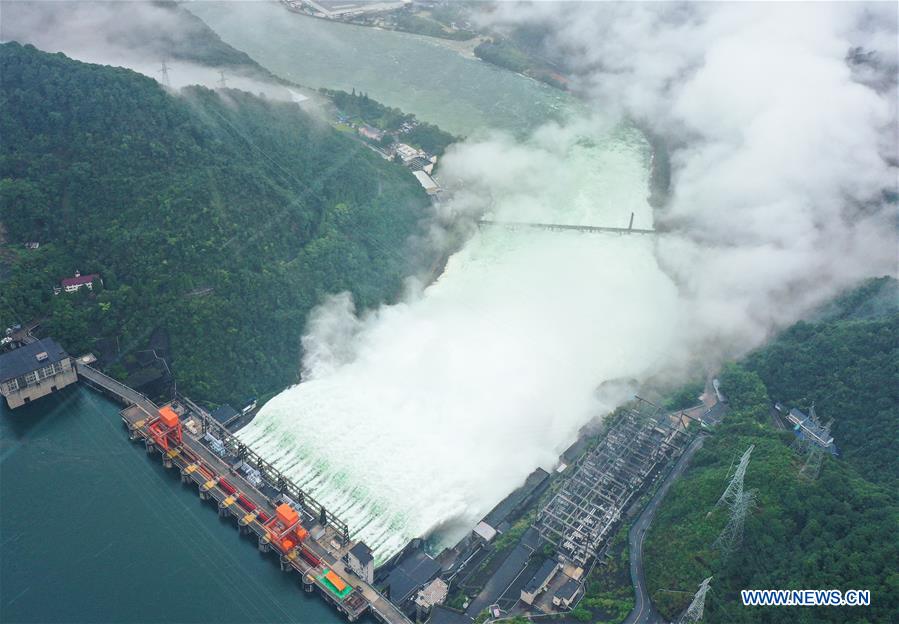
xmin=623 ymin=433 xmax=707 ymax=624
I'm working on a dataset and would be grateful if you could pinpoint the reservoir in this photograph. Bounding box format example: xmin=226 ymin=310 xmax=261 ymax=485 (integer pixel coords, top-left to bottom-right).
xmin=186 ymin=1 xmax=579 ymax=136
xmin=0 ymin=387 xmax=344 ymax=624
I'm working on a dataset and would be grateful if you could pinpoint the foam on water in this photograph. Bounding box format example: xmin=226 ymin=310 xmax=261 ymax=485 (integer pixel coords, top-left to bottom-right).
xmin=238 ymin=125 xmax=680 ymax=560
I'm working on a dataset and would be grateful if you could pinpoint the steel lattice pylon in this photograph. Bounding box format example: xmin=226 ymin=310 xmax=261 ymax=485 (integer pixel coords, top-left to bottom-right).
xmin=715 ymin=445 xmax=753 ymax=509
xmin=799 ymin=445 xmax=825 ymax=480
xmin=712 ymin=444 xmax=755 ymax=558
xmin=712 ymin=489 xmax=756 ymax=557
xmin=679 ymin=576 xmax=713 ymax=623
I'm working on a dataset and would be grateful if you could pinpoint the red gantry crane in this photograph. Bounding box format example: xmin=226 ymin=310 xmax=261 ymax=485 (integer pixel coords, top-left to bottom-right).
xmin=266 ymin=503 xmax=309 ymax=554
xmin=148 ymin=405 xmax=183 ymax=451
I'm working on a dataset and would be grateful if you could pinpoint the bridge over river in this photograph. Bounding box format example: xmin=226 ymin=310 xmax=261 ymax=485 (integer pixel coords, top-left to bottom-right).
xmin=477 ymin=218 xmax=657 ymax=236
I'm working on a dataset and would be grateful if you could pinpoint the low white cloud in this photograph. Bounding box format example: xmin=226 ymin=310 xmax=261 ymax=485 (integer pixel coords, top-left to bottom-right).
xmin=485 ymin=1 xmax=897 ymax=353
xmin=0 ymin=0 xmax=311 ymax=101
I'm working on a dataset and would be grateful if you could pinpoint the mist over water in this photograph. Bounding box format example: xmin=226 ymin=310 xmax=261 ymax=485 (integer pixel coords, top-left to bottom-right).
xmin=239 ymin=124 xmax=681 ymax=558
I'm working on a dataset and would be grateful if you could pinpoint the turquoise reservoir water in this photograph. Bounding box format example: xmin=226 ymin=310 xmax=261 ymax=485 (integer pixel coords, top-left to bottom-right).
xmin=0 ymin=387 xmax=345 ymax=623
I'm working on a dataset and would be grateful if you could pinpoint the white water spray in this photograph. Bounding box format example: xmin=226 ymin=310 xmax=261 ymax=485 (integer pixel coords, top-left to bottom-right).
xmin=239 ymin=123 xmax=681 ymax=559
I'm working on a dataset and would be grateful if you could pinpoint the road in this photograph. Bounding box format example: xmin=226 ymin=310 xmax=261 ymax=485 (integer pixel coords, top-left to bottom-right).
xmin=624 ymin=434 xmax=706 ymax=624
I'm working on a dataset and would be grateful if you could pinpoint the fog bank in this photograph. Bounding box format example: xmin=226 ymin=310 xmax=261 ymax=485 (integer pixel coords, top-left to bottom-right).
xmin=0 ymin=1 xmax=309 ymax=101
xmin=485 ymin=1 xmax=898 ymax=357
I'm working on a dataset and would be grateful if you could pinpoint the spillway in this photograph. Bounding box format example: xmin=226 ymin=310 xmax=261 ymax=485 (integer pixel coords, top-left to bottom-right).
xmin=238 ymin=124 xmax=680 ymax=560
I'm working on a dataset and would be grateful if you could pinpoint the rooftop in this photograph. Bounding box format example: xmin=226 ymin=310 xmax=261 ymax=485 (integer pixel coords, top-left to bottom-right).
xmin=788 ymin=407 xmax=834 ymax=447
xmin=427 ymin=606 xmax=469 ymax=624
xmin=523 ymin=559 xmax=557 ymax=594
xmin=473 ymin=521 xmax=497 ymax=542
xmin=211 ymin=404 xmax=240 ymax=426
xmin=350 ymin=541 xmax=374 ymax=565
xmin=415 ymin=577 xmax=448 ymax=608
xmin=0 ymin=338 xmax=69 ymax=383
xmin=555 ymin=577 xmax=580 ymax=601
xmin=61 ymin=273 xmax=99 ymax=287
xmin=483 ymin=467 xmax=550 ymax=529
xmin=385 ymin=550 xmax=441 ymax=603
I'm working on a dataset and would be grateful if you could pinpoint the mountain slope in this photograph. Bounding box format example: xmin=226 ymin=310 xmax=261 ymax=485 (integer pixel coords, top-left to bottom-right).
xmin=0 ymin=42 xmax=431 ymax=404
xmin=643 ymin=278 xmax=899 ymax=623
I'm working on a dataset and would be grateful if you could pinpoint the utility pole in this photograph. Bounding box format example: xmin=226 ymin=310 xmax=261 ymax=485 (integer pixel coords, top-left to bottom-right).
xmin=159 ymin=59 xmax=171 ymax=88
xmin=679 ymin=576 xmax=713 ymax=623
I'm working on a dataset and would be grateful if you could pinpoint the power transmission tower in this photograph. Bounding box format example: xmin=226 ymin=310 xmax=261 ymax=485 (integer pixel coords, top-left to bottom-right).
xmin=715 ymin=445 xmax=753 ymax=509
xmin=711 ymin=444 xmax=755 ymax=558
xmin=679 ymin=576 xmax=713 ymax=623
xmin=218 ymin=70 xmax=228 ymax=89
xmin=159 ymin=59 xmax=171 ymax=88
xmin=789 ymin=405 xmax=831 ymax=481
xmin=799 ymin=446 xmax=824 ymax=480
xmin=712 ymin=489 xmax=756 ymax=558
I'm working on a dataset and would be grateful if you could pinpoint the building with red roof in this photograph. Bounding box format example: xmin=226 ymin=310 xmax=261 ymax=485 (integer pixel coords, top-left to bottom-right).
xmin=59 ymin=271 xmax=101 ymax=294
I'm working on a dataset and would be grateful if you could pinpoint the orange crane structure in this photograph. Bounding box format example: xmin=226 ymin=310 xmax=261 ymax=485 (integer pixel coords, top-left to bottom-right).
xmin=148 ymin=405 xmax=183 ymax=451
xmin=266 ymin=503 xmax=309 ymax=554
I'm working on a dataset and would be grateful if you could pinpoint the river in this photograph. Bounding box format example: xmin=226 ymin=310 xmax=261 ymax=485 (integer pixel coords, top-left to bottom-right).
xmin=186 ymin=1 xmax=579 ymax=136
xmin=0 ymin=387 xmax=346 ymax=623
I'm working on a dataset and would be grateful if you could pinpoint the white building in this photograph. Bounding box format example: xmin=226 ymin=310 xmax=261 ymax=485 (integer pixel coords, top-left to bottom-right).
xmin=346 ymin=542 xmax=374 ymax=583
xmin=0 ymin=338 xmax=77 ymax=409
xmin=60 ymin=271 xmax=101 ymax=294
xmin=413 ymin=170 xmax=440 ymax=195
xmin=473 ymin=521 xmax=497 ymax=544
xmin=395 ymin=142 xmax=425 ymax=163
xmin=301 ymin=0 xmax=410 ymax=18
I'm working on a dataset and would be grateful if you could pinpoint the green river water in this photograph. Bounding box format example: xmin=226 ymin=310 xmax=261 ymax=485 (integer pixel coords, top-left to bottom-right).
xmin=186 ymin=1 xmax=581 ymax=137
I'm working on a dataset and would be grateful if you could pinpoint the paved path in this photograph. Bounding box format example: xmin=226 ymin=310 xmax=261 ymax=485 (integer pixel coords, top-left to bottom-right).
xmin=624 ymin=434 xmax=706 ymax=624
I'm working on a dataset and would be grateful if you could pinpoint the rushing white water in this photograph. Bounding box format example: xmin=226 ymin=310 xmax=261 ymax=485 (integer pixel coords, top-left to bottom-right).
xmin=238 ymin=124 xmax=680 ymax=560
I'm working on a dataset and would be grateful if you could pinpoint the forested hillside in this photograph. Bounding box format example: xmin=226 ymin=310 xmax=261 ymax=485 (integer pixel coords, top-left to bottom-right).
xmin=643 ymin=278 xmax=899 ymax=623
xmin=0 ymin=42 xmax=432 ymax=404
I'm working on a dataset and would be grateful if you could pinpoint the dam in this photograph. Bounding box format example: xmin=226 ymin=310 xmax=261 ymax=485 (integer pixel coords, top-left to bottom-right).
xmin=237 ymin=123 xmax=682 ymax=560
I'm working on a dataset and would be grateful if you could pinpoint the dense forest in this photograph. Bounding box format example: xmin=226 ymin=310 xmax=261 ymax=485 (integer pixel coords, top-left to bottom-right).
xmin=0 ymin=42 xmax=433 ymax=405
xmin=643 ymin=278 xmax=899 ymax=623
xmin=474 ymin=38 xmax=531 ymax=73
xmin=132 ymin=1 xmax=278 ymax=76
xmin=323 ymin=89 xmax=458 ymax=155
xmin=473 ymin=35 xmax=569 ymax=91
